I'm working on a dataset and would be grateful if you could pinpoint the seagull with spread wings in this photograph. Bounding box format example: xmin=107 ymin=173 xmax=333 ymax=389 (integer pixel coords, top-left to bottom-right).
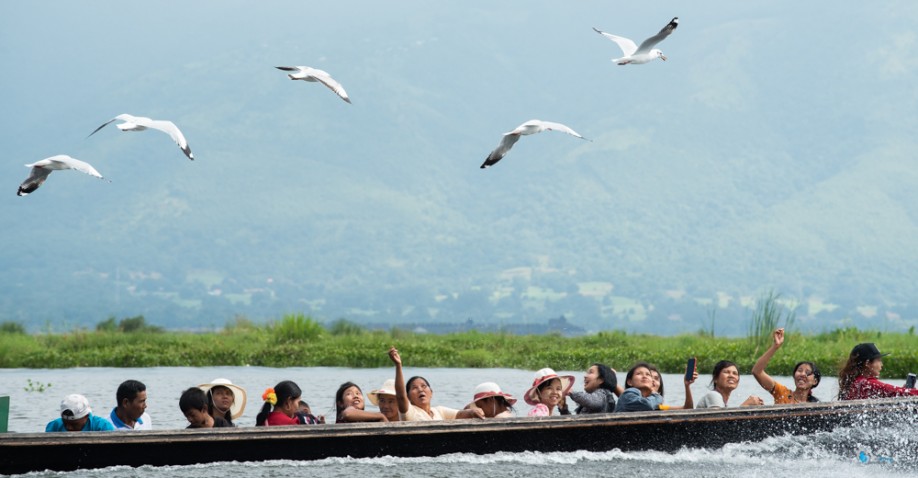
xmin=88 ymin=114 xmax=194 ymax=160
xmin=480 ymin=120 xmax=588 ymax=169
xmin=17 ymin=155 xmax=107 ymax=196
xmin=593 ymin=17 xmax=678 ymax=65
xmin=276 ymin=66 xmax=352 ymax=104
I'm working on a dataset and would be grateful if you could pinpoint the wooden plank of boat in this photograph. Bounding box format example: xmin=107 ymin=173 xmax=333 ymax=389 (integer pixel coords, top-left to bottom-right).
xmin=1 ymin=397 xmax=915 ymax=474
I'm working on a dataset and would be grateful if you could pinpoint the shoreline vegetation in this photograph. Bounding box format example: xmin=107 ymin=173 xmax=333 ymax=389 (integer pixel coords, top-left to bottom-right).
xmin=1 ymin=314 xmax=916 ymax=376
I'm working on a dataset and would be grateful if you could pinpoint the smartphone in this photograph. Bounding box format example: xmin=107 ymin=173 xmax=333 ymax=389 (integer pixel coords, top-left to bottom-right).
xmin=906 ymin=373 xmax=916 ymax=389
xmin=685 ymin=357 xmax=697 ymax=382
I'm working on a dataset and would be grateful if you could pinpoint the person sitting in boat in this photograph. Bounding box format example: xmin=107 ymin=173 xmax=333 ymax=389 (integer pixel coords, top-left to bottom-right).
xmin=105 ymin=379 xmax=153 ymax=430
xmin=180 ymin=387 xmax=232 ymax=428
xmin=614 ymin=362 xmax=664 ymax=412
xmin=567 ymin=363 xmax=618 ymax=414
xmin=651 ymin=363 xmax=697 ymax=410
xmin=388 ymin=346 xmax=484 ymax=420
xmin=198 ymin=378 xmax=246 ymax=426
xmin=256 ymin=380 xmax=303 ymax=426
xmin=467 ymin=382 xmax=517 ymax=418
xmin=752 ymin=328 xmax=821 ymax=404
xmin=297 ymin=400 xmax=325 ymax=424
xmin=45 ymin=394 xmax=115 ymax=432
xmin=525 ymin=368 xmax=575 ymax=416
xmin=695 ymin=361 xmax=764 ymax=409
xmin=335 ymin=382 xmax=388 ymax=423
xmin=368 ymin=379 xmax=400 ymax=422
xmin=838 ymin=342 xmax=918 ymax=400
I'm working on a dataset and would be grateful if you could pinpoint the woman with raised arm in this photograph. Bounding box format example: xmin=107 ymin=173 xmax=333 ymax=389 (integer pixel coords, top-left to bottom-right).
xmin=752 ymin=328 xmax=821 ymax=404
xmin=388 ymin=347 xmax=483 ymax=421
xmin=567 ymin=363 xmax=618 ymax=414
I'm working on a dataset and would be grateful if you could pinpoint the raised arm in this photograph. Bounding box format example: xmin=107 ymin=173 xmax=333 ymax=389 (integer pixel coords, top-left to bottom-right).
xmin=681 ymin=368 xmax=698 ymax=409
xmin=389 ymin=347 xmax=410 ymax=414
xmin=751 ymin=328 xmax=784 ymax=393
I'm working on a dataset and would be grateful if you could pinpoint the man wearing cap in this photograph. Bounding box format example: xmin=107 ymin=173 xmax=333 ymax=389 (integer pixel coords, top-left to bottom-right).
xmin=105 ymin=379 xmax=153 ymax=430
xmin=839 ymin=343 xmax=918 ymax=400
xmin=45 ymin=394 xmax=115 ymax=432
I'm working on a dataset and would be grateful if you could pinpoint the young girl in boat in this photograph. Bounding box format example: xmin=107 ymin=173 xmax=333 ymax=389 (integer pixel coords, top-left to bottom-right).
xmin=198 ymin=378 xmax=246 ymax=426
xmin=180 ymin=387 xmax=232 ymax=428
xmin=838 ymin=342 xmax=918 ymax=400
xmin=525 ymin=368 xmax=575 ymax=416
xmin=695 ymin=361 xmax=764 ymax=408
xmin=335 ymin=382 xmax=388 ymax=423
xmin=651 ymin=363 xmax=697 ymax=410
xmin=467 ymin=382 xmax=517 ymax=418
xmin=567 ymin=363 xmax=618 ymax=414
xmin=388 ymin=347 xmax=484 ymax=420
xmin=752 ymin=328 xmax=821 ymax=403
xmin=255 ymin=380 xmax=303 ymax=426
xmin=614 ymin=362 xmax=664 ymax=412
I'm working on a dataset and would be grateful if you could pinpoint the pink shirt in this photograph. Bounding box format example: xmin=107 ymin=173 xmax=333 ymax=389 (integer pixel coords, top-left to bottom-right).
xmin=843 ymin=375 xmax=918 ymax=400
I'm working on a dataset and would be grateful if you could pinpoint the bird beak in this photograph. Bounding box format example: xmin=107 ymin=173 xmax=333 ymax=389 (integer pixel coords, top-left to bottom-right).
xmin=661 ymin=55 xmax=667 ymax=61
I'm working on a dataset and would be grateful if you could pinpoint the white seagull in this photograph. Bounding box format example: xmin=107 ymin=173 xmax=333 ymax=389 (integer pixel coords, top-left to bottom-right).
xmin=593 ymin=17 xmax=678 ymax=65
xmin=480 ymin=120 xmax=588 ymax=169
xmin=17 ymin=155 xmax=107 ymax=196
xmin=276 ymin=66 xmax=352 ymax=104
xmin=88 ymin=114 xmax=194 ymax=160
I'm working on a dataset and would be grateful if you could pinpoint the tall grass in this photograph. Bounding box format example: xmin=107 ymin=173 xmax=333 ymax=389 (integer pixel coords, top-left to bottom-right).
xmin=748 ymin=290 xmax=796 ymax=355
xmin=270 ymin=313 xmax=324 ymax=342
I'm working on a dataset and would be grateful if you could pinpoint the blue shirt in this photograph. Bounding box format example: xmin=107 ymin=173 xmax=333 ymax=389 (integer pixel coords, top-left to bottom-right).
xmin=45 ymin=413 xmax=115 ymax=432
xmin=614 ymin=388 xmax=664 ymax=412
xmin=105 ymin=408 xmax=152 ymax=430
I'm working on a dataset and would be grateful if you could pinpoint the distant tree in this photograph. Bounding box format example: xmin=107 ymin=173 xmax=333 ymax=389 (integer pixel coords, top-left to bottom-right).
xmin=96 ymin=316 xmax=118 ymax=332
xmin=0 ymin=321 xmax=26 ymax=334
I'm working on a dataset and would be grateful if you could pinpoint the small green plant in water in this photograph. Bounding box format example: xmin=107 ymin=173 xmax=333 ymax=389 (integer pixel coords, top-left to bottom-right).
xmin=24 ymin=379 xmax=52 ymax=393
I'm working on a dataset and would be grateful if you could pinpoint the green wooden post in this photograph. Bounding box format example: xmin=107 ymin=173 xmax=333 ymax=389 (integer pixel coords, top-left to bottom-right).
xmin=0 ymin=396 xmax=9 ymax=433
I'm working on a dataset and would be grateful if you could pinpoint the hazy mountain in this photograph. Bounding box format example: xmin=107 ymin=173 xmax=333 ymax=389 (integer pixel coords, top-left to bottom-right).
xmin=3 ymin=1 xmax=918 ymax=334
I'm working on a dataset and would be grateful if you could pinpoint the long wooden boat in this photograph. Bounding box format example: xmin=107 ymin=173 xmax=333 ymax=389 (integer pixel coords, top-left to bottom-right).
xmin=1 ymin=397 xmax=916 ymax=475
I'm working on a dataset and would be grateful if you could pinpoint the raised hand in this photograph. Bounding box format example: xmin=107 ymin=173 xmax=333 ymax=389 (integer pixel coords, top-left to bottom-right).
xmin=388 ymin=347 xmax=402 ymax=366
xmin=773 ymin=328 xmax=785 ymax=348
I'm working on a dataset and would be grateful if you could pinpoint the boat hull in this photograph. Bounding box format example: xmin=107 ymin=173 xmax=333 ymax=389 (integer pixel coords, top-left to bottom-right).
xmin=1 ymin=397 xmax=916 ymax=474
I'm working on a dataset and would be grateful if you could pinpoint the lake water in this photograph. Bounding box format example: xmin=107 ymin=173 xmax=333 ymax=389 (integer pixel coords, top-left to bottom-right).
xmin=1 ymin=367 xmax=915 ymax=477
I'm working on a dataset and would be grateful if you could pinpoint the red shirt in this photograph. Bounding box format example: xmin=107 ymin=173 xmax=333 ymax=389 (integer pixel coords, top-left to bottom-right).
xmin=264 ymin=411 xmax=300 ymax=426
xmin=843 ymin=375 xmax=918 ymax=400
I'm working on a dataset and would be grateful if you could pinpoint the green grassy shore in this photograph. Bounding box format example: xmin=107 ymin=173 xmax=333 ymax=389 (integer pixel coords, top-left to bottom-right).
xmin=1 ymin=315 xmax=916 ymax=377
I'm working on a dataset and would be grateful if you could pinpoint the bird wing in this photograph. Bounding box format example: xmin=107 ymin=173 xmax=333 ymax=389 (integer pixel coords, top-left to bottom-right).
xmin=592 ymin=27 xmax=637 ymax=56
xmin=275 ymin=66 xmax=301 ymax=72
xmin=87 ymin=118 xmax=119 ymax=138
xmin=312 ymin=70 xmax=352 ymax=104
xmin=47 ymin=155 xmax=105 ymax=179
xmin=147 ymin=120 xmax=194 ymax=160
xmin=17 ymin=164 xmax=53 ymax=196
xmin=535 ymin=121 xmax=585 ymax=140
xmin=635 ymin=17 xmax=678 ymax=55
xmin=480 ymin=133 xmax=522 ymax=169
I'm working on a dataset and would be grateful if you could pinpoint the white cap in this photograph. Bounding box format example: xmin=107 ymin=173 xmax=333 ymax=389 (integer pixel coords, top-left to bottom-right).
xmin=60 ymin=394 xmax=91 ymax=420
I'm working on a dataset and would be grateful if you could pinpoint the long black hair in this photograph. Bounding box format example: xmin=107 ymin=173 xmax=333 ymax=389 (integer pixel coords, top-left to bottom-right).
xmin=255 ymin=380 xmax=302 ymax=426
xmin=794 ymin=361 xmax=821 ymax=402
xmin=335 ymin=382 xmax=363 ymax=421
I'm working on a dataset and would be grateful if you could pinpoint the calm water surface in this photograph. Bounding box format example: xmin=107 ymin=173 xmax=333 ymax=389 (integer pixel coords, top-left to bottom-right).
xmin=1 ymin=367 xmax=915 ymax=477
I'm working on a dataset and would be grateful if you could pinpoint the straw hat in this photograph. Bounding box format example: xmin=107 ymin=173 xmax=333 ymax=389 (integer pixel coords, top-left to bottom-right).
xmin=470 ymin=382 xmax=517 ymax=407
xmin=368 ymin=379 xmax=397 ymax=406
xmin=524 ymin=368 xmax=575 ymax=405
xmin=198 ymin=378 xmax=247 ymax=419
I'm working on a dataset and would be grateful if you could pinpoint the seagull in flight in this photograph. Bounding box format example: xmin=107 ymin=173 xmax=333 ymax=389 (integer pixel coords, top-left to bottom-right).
xmin=480 ymin=120 xmax=588 ymax=169
xmin=593 ymin=17 xmax=678 ymax=65
xmin=88 ymin=114 xmax=194 ymax=160
xmin=17 ymin=155 xmax=107 ymax=196
xmin=276 ymin=66 xmax=352 ymax=104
